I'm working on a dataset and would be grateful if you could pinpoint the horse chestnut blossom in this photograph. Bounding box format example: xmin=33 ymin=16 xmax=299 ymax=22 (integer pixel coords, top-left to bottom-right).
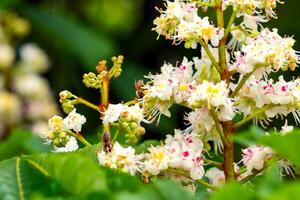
xmin=153 ymin=0 xmax=224 ymax=48
xmin=44 ymin=109 xmax=87 ymax=152
xmin=43 ymin=0 xmax=300 ymax=194
xmin=0 ymin=12 xmax=58 ymax=138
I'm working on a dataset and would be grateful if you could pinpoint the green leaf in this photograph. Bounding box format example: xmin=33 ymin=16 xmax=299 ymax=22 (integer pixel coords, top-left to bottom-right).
xmin=209 ymin=183 xmax=256 ymax=200
xmin=0 ymin=129 xmax=50 ymax=161
xmin=234 ymin=126 xmax=265 ymax=146
xmin=252 ymin=163 xmax=282 ymax=199
xmin=258 ymin=130 xmax=300 ymax=167
xmin=28 ymin=152 xmax=108 ymax=196
xmin=0 ymin=157 xmax=58 ymax=200
xmin=19 ymin=3 xmax=118 ymax=69
xmin=265 ymin=182 xmax=300 ymax=200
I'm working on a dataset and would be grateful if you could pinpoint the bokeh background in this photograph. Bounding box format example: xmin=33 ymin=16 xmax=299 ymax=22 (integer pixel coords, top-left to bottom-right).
xmin=0 ymin=0 xmax=300 ymax=154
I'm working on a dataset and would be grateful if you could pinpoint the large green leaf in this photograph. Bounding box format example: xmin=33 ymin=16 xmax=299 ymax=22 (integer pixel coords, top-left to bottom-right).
xmin=0 ymin=129 xmax=50 ymax=161
xmin=234 ymin=126 xmax=265 ymax=146
xmin=19 ymin=3 xmax=118 ymax=69
xmin=258 ymin=130 xmax=300 ymax=167
xmin=265 ymin=182 xmax=300 ymax=200
xmin=0 ymin=157 xmax=59 ymax=200
xmin=209 ymin=183 xmax=256 ymax=200
xmin=28 ymin=152 xmax=108 ymax=196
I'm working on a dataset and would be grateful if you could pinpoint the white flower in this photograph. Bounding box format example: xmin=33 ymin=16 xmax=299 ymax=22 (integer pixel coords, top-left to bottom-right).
xmin=19 ymin=43 xmax=50 ymax=73
xmin=13 ymin=73 xmax=49 ymax=99
xmin=205 ymin=167 xmax=225 ymax=187
xmin=232 ymin=29 xmax=299 ymax=75
xmin=98 ymin=142 xmax=142 ymax=175
xmin=48 ymin=115 xmax=63 ymax=132
xmin=144 ymin=145 xmax=169 ymax=175
xmin=53 ymin=136 xmax=79 ymax=153
xmin=103 ymin=103 xmax=145 ymax=125
xmin=144 ymin=130 xmax=205 ymax=180
xmin=0 ymin=44 xmax=14 ymax=69
xmin=185 ymin=107 xmax=214 ymax=133
xmin=102 ymin=104 xmax=126 ymax=124
xmin=188 ymin=80 xmax=230 ymax=108
xmin=241 ymin=145 xmax=273 ymax=175
xmin=63 ymin=109 xmax=86 ymax=132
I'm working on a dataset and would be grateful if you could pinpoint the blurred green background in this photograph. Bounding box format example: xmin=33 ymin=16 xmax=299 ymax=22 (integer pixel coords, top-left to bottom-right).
xmin=0 ymin=0 xmax=300 ymax=147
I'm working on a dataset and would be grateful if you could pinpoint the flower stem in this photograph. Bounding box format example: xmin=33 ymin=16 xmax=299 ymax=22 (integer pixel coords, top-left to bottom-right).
xmin=198 ymin=38 xmax=222 ymax=73
xmin=223 ymin=9 xmax=239 ymax=39
xmin=216 ymin=0 xmax=227 ymax=71
xmin=197 ymin=179 xmax=216 ymax=190
xmin=234 ymin=105 xmax=272 ymax=128
xmin=211 ymin=108 xmax=229 ymax=146
xmin=230 ymin=73 xmax=252 ymax=98
xmin=112 ymin=128 xmax=121 ymax=143
xmin=68 ymin=132 xmax=92 ymax=146
xmin=76 ymin=97 xmax=99 ymax=111
xmin=124 ymin=99 xmax=139 ymax=106
xmin=204 ymin=157 xmax=223 ymax=169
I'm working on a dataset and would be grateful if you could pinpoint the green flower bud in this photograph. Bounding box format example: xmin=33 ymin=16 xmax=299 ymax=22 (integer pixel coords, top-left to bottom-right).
xmin=48 ymin=131 xmax=55 ymax=140
xmin=59 ymin=131 xmax=67 ymax=138
xmin=53 ymin=138 xmax=60 ymax=146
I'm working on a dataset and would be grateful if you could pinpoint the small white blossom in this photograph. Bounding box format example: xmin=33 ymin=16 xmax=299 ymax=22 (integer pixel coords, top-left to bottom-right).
xmin=53 ymin=136 xmax=79 ymax=153
xmin=63 ymin=109 xmax=86 ymax=133
xmin=19 ymin=43 xmax=50 ymax=73
xmin=205 ymin=167 xmax=225 ymax=187
xmin=241 ymin=145 xmax=273 ymax=175
xmin=98 ymin=142 xmax=143 ymax=175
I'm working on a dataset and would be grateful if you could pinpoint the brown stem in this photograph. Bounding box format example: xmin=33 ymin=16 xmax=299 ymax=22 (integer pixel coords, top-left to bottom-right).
xmin=222 ymin=121 xmax=236 ymax=181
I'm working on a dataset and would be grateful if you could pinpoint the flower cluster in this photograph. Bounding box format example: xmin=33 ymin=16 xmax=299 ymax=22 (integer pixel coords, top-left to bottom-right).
xmin=0 ymin=12 xmax=57 ymax=137
xmin=98 ymin=142 xmax=142 ymax=175
xmin=98 ymin=129 xmax=205 ymax=180
xmin=241 ymin=145 xmax=273 ymax=175
xmin=223 ymin=0 xmax=283 ymax=19
xmin=103 ymin=103 xmax=146 ymax=144
xmin=45 ymin=109 xmax=86 ymax=152
xmin=42 ymin=0 xmax=299 ymax=192
xmin=234 ymin=75 xmax=300 ymax=126
xmin=153 ymin=0 xmax=224 ymax=49
xmin=230 ymin=29 xmax=299 ymax=75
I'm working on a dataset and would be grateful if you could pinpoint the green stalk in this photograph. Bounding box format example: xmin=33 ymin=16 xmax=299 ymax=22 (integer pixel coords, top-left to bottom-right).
xmin=235 ymin=105 xmax=272 ymax=128
xmin=215 ymin=0 xmax=227 ymax=71
xmin=211 ymin=108 xmax=228 ymax=146
xmin=198 ymin=38 xmax=222 ymax=73
xmin=230 ymin=72 xmax=253 ymax=98
xmin=68 ymin=132 xmax=92 ymax=146
xmin=223 ymin=9 xmax=239 ymax=39
xmin=76 ymin=97 xmax=99 ymax=111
